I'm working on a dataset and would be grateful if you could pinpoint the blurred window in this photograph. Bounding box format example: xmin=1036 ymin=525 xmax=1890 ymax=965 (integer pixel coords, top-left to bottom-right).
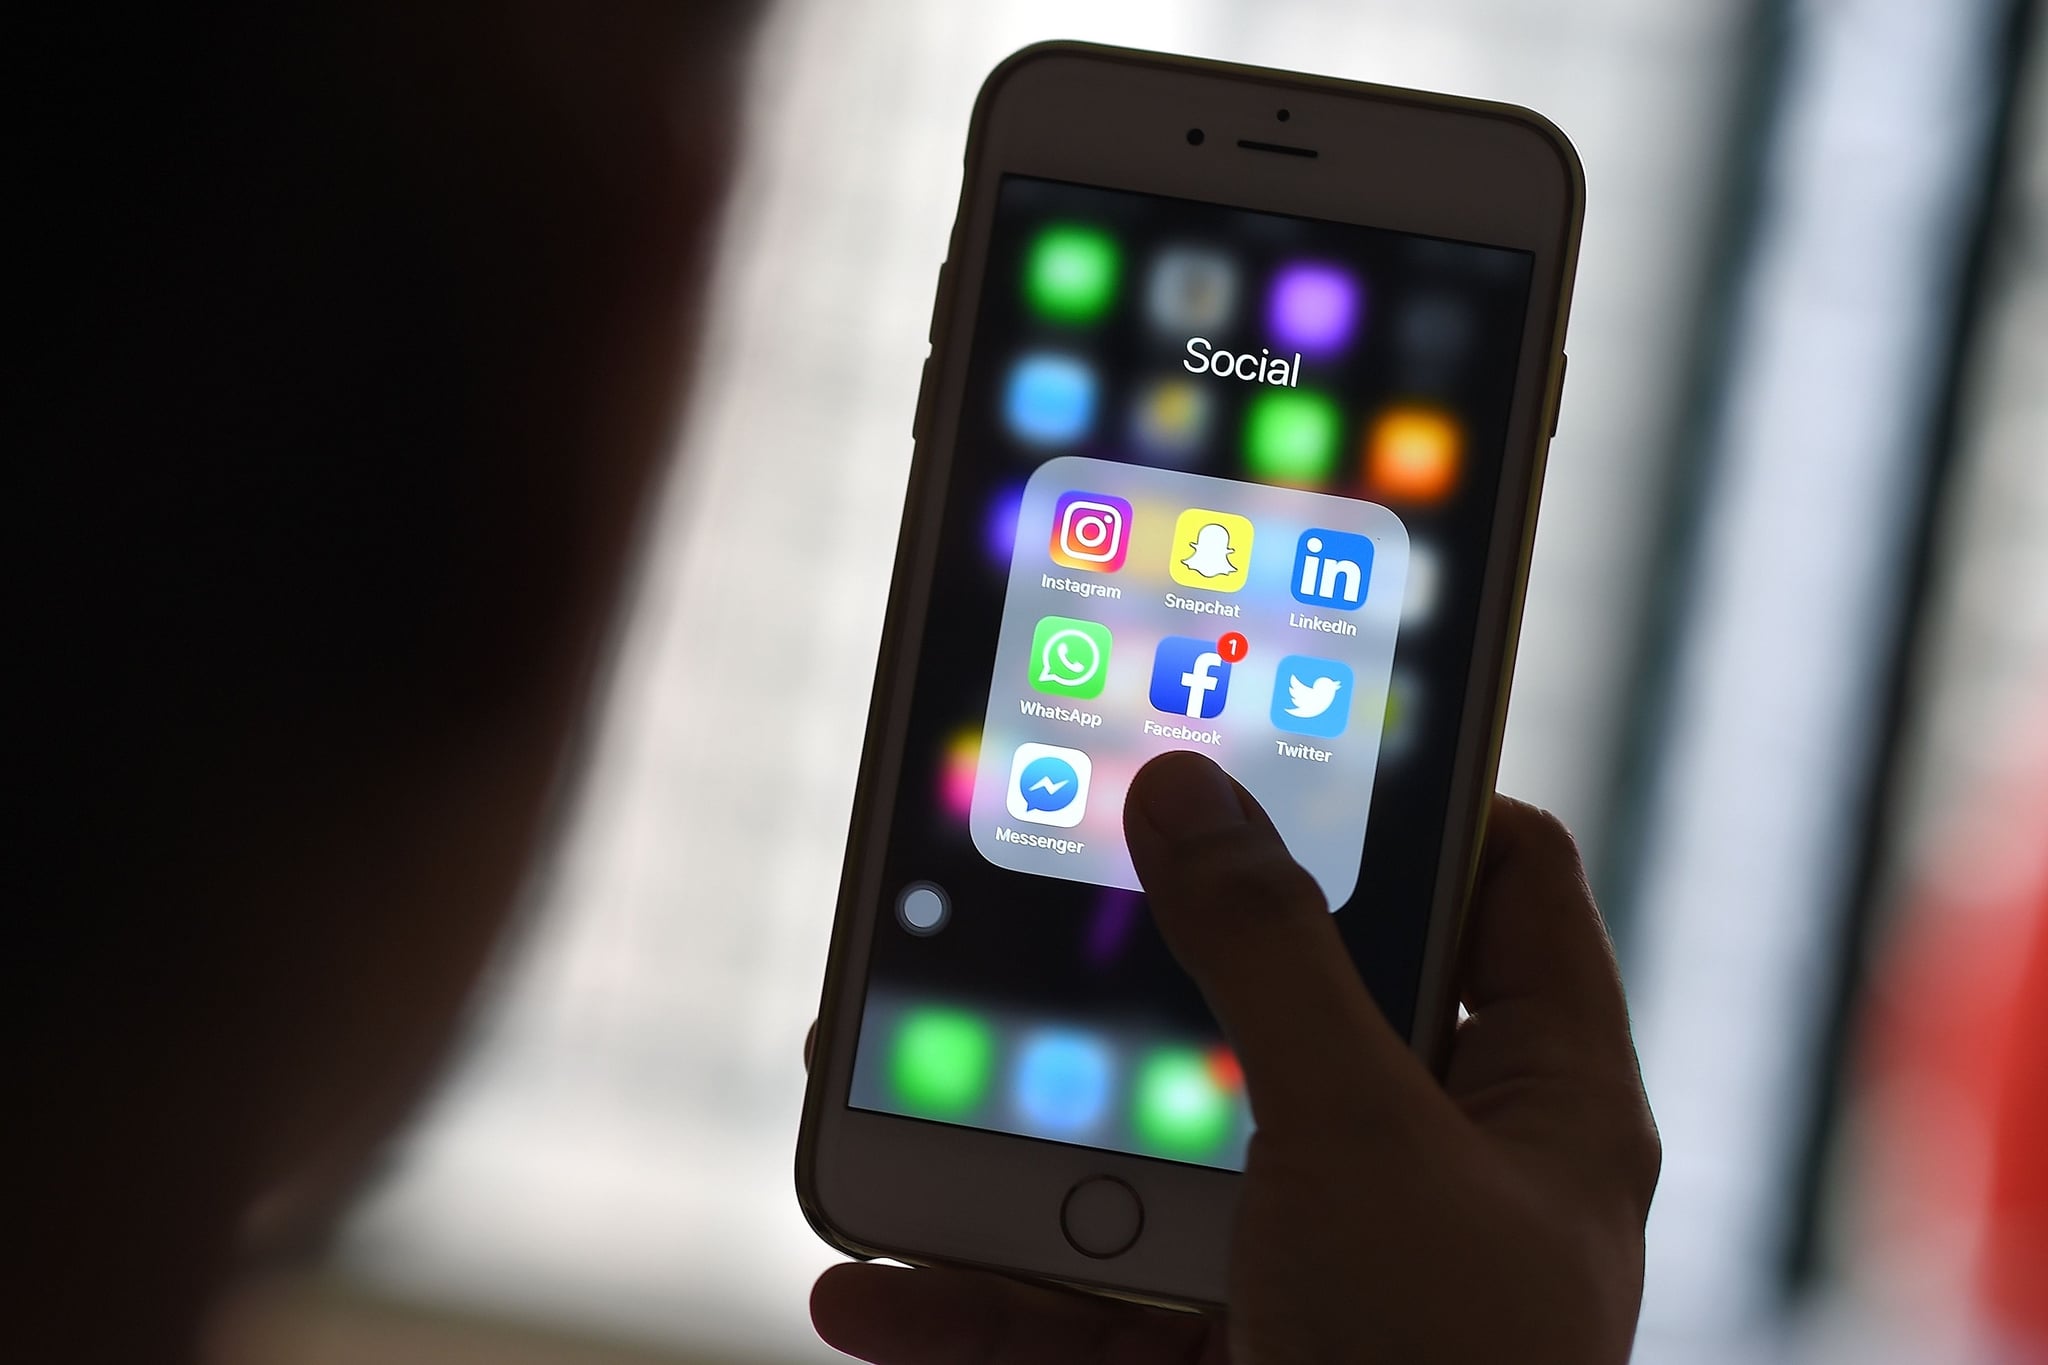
xmin=317 ymin=1 xmax=2044 ymax=1359
xmin=1619 ymin=0 xmax=2029 ymax=1355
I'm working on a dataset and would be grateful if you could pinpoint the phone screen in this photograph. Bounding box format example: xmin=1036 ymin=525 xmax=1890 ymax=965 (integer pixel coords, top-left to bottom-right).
xmin=848 ymin=174 xmax=1534 ymax=1170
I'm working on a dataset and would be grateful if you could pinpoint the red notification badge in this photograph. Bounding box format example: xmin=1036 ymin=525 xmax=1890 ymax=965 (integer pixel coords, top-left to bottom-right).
xmin=1217 ymin=631 xmax=1249 ymax=663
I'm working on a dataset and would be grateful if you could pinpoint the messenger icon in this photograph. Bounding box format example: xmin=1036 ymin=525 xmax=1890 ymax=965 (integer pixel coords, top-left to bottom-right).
xmin=1007 ymin=742 xmax=1092 ymax=828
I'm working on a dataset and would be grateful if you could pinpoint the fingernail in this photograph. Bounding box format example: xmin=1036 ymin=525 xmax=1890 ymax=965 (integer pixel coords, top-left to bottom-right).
xmin=1129 ymin=751 xmax=1247 ymax=840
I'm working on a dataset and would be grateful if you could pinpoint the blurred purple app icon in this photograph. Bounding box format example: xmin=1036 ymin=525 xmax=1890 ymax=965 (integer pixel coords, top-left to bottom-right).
xmin=1267 ymin=262 xmax=1362 ymax=355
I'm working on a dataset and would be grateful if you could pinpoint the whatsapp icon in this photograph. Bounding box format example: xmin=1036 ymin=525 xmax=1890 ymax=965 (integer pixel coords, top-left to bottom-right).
xmin=1028 ymin=616 xmax=1113 ymax=700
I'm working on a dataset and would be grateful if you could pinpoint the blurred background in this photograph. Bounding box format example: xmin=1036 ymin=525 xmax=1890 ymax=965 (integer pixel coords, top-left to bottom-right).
xmin=218 ymin=0 xmax=2046 ymax=1360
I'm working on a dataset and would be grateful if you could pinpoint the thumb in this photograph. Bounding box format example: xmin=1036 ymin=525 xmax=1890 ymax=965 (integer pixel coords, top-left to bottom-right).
xmin=1123 ymin=751 xmax=1437 ymax=1135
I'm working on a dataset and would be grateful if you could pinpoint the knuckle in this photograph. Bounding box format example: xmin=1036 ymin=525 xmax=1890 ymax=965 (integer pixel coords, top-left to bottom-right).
xmin=1603 ymin=1103 xmax=1663 ymax=1218
xmin=1561 ymin=1089 xmax=1662 ymax=1229
xmin=1630 ymin=1113 xmax=1664 ymax=1208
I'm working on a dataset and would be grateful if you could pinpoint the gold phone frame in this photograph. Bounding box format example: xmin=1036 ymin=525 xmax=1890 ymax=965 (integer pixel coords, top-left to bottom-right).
xmin=797 ymin=40 xmax=1582 ymax=1309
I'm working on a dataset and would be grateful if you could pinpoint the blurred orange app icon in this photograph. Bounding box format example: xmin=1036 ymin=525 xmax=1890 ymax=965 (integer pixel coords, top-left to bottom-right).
xmin=1364 ymin=405 xmax=1463 ymax=503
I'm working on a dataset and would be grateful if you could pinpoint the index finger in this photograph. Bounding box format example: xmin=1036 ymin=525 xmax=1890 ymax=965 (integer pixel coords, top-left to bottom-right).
xmin=1123 ymin=751 xmax=1441 ymax=1136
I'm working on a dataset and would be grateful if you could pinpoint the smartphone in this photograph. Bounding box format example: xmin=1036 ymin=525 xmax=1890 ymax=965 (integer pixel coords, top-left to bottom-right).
xmin=797 ymin=41 xmax=1580 ymax=1307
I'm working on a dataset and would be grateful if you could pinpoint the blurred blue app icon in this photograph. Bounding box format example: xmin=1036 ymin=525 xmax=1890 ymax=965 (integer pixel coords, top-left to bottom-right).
xmin=1006 ymin=742 xmax=1091 ymax=828
xmin=1270 ymin=654 xmax=1354 ymax=739
xmin=1149 ymin=636 xmax=1232 ymax=720
xmin=1290 ymin=528 xmax=1375 ymax=610
xmin=1004 ymin=353 xmax=1096 ymax=448
xmin=1013 ymin=1029 xmax=1113 ymax=1136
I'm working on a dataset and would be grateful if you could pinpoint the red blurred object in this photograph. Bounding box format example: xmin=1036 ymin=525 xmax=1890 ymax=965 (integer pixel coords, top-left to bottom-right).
xmin=1861 ymin=700 xmax=2048 ymax=1344
xmin=1982 ymin=875 xmax=2047 ymax=1337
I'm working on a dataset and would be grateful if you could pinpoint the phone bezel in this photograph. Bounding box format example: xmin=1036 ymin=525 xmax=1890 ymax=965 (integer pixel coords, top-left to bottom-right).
xmin=797 ymin=40 xmax=1582 ymax=1308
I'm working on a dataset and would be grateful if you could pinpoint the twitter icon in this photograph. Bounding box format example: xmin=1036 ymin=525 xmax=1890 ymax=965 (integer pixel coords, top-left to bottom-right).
xmin=1270 ymin=655 xmax=1355 ymax=739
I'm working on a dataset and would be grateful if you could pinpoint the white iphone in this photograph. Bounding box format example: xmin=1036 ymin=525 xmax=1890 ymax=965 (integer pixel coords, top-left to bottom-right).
xmin=798 ymin=41 xmax=1580 ymax=1308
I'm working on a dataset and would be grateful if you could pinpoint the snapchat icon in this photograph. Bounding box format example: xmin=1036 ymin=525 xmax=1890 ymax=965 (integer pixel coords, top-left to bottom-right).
xmin=1167 ymin=507 xmax=1254 ymax=593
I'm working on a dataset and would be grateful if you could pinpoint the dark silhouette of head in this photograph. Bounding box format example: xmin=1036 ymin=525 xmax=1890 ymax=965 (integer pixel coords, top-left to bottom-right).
xmin=17 ymin=6 xmax=756 ymax=1357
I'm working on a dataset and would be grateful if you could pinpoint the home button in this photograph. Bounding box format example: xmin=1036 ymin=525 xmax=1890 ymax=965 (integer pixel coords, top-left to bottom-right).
xmin=1060 ymin=1176 xmax=1144 ymax=1259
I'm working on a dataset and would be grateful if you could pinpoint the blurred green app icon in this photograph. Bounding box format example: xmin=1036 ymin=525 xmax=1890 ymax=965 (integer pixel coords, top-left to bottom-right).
xmin=1028 ymin=615 xmax=1113 ymax=700
xmin=889 ymin=1007 xmax=995 ymax=1119
xmin=1025 ymin=224 xmax=1121 ymax=323
xmin=1132 ymin=1046 xmax=1235 ymax=1159
xmin=1244 ymin=388 xmax=1343 ymax=486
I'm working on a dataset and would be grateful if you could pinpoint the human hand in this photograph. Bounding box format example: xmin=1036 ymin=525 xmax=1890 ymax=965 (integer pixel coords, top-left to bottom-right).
xmin=811 ymin=750 xmax=1659 ymax=1364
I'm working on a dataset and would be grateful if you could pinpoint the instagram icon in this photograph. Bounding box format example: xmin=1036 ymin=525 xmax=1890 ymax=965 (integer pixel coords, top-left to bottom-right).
xmin=1048 ymin=491 xmax=1133 ymax=573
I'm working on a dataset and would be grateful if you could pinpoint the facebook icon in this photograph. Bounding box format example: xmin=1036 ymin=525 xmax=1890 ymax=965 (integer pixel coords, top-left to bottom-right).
xmin=1149 ymin=636 xmax=1233 ymax=719
xmin=1291 ymin=527 xmax=1375 ymax=610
